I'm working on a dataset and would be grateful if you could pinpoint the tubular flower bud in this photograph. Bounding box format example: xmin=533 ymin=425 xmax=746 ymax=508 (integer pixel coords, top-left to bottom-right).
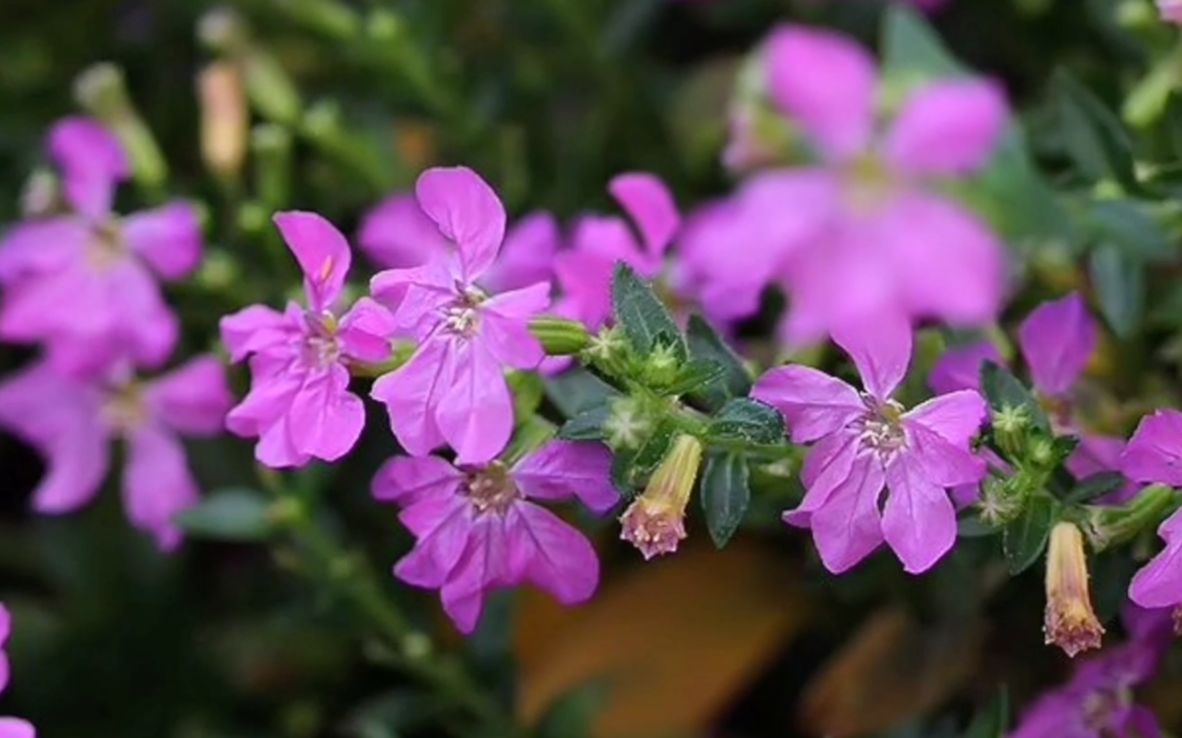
xmin=1044 ymin=522 xmax=1104 ymax=657
xmin=198 ymin=62 xmax=248 ymax=180
xmin=619 ymin=434 xmax=703 ymax=560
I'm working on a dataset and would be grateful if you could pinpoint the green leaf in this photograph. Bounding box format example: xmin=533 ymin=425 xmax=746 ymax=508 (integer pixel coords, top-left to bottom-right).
xmin=1002 ymin=495 xmax=1056 ymax=575
xmin=1051 ymin=69 xmax=1138 ymax=190
xmin=544 ymin=368 xmax=618 ymax=417
xmin=706 ymin=398 xmax=785 ymax=445
xmin=557 ymin=405 xmax=611 ymax=441
xmin=880 ymin=4 xmax=963 ymax=78
xmin=685 ymin=314 xmax=751 ymax=409
xmin=509 ymin=371 xmax=545 ymax=425
xmin=1089 ymin=244 xmax=1145 ymax=338
xmin=659 ymin=359 xmax=724 ymax=397
xmin=1084 ymin=199 xmax=1171 ymax=260
xmin=700 ymin=451 xmax=751 ymax=548
xmin=611 ymin=263 xmax=686 ymax=360
xmin=961 ymin=689 xmax=1009 ymax=738
xmin=957 ymin=515 xmax=1000 ymax=539
xmin=534 ymin=682 xmax=607 ymax=738
xmin=610 ymin=446 xmax=639 ymax=495
xmin=630 ymin=419 xmax=679 ymax=479
xmin=980 ymin=362 xmax=1050 ymax=433
xmin=176 ymin=488 xmax=273 ymax=542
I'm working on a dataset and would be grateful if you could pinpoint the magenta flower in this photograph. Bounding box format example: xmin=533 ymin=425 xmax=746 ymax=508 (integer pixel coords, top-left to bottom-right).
xmin=372 ymin=440 xmax=618 ymax=633
xmin=222 ymin=212 xmax=396 ymax=468
xmin=685 ymin=26 xmax=1007 ymax=343
xmin=0 ymin=117 xmax=201 ymax=377
xmin=1010 ymin=607 xmax=1173 ymax=738
xmin=1160 ymin=0 xmax=1182 ymax=23
xmin=554 ymin=172 xmax=681 ymax=329
xmin=370 ymin=167 xmax=551 ymax=464
xmin=0 ymin=356 xmax=231 ymax=550
xmin=1120 ymin=409 xmax=1182 ymax=615
xmin=753 ymin=317 xmax=986 ymax=573
xmin=0 ymin=604 xmax=34 ymax=738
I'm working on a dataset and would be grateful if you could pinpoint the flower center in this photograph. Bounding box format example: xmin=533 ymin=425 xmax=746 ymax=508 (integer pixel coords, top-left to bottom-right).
xmin=465 ymin=463 xmax=520 ymax=516
xmin=856 ymin=396 xmax=907 ymax=456
xmin=1082 ymin=686 xmax=1131 ymax=732
xmin=101 ymin=381 xmax=147 ymax=435
xmin=443 ymin=284 xmax=487 ymax=338
xmin=87 ymin=219 xmax=128 ymax=270
xmin=842 ymin=154 xmax=897 ymax=214
xmin=302 ymin=311 xmax=342 ymax=368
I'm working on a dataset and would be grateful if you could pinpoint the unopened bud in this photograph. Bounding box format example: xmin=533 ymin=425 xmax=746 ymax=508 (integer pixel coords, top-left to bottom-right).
xmin=641 ymin=343 xmax=681 ymax=386
xmin=75 ymin=63 xmax=168 ymax=189
xmin=244 ymin=52 xmax=303 ymax=126
xmin=992 ymin=404 xmax=1029 ymax=458
xmin=529 ymin=315 xmax=590 ymax=355
xmin=619 ymin=434 xmax=703 ymax=559
xmin=1084 ymin=484 xmax=1177 ymax=551
xmin=20 ymin=168 xmax=59 ymax=217
xmin=1044 ymin=522 xmax=1104 ymax=657
xmin=198 ymin=62 xmax=248 ymax=180
xmin=603 ymin=397 xmax=652 ymax=450
xmin=582 ymin=326 xmax=631 ymax=378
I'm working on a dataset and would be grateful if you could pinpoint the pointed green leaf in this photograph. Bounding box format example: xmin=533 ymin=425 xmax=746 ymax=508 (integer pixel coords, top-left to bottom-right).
xmin=707 ymin=398 xmax=786 ymax=445
xmin=700 ymin=451 xmax=751 ymax=548
xmin=881 ymin=4 xmax=963 ymax=78
xmin=611 ymin=263 xmax=686 ymax=360
xmin=176 ymin=488 xmax=274 ymax=542
xmin=686 ymin=314 xmax=751 ymax=408
xmin=1089 ymin=244 xmax=1145 ymax=338
xmin=1002 ymin=495 xmax=1056 ymax=575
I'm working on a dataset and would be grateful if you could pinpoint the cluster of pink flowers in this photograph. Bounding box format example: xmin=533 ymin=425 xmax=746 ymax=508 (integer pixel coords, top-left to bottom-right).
xmin=0 ymin=118 xmax=231 ymax=551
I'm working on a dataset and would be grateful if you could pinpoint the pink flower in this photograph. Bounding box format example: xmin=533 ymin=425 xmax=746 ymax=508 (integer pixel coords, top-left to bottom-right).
xmin=360 ymin=192 xmax=560 ymax=294
xmin=222 ymin=212 xmax=397 ymax=468
xmin=1160 ymin=0 xmax=1182 ymax=24
xmin=554 ymin=172 xmax=681 ymax=329
xmin=1120 ymin=409 xmax=1182 ymax=615
xmin=0 ymin=356 xmax=231 ymax=550
xmin=0 ymin=604 xmax=35 ymax=738
xmin=0 ymin=117 xmax=201 ymax=377
xmin=753 ymin=316 xmax=986 ymax=573
xmin=370 ymin=167 xmax=552 ymax=463
xmin=372 ymin=440 xmax=618 ymax=633
xmin=685 ymin=26 xmax=1008 ymax=343
xmin=929 ymin=293 xmax=1140 ymax=503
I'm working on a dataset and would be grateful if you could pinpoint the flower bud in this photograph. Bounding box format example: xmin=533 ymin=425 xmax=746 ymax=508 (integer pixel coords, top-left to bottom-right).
xmin=991 ymin=404 xmax=1029 ymax=458
xmin=244 ymin=52 xmax=303 ymax=126
xmin=198 ymin=62 xmax=248 ymax=180
xmin=1084 ymin=484 xmax=1177 ymax=552
xmin=603 ymin=397 xmax=653 ymax=450
xmin=251 ymin=124 xmax=293 ymax=207
xmin=582 ymin=326 xmax=631 ymax=379
xmin=1044 ymin=522 xmax=1104 ymax=657
xmin=529 ymin=316 xmax=590 ymax=355
xmin=619 ymin=434 xmax=704 ymax=560
xmin=198 ymin=7 xmax=250 ymax=53
xmin=74 ymin=63 xmax=168 ymax=189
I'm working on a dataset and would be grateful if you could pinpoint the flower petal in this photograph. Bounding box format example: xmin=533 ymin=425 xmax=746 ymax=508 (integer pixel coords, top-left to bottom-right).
xmin=435 ymin=340 xmax=514 ymax=464
xmin=0 ymin=217 xmax=88 ymax=283
xmin=122 ymin=202 xmax=203 ymax=280
xmin=928 ymin=340 xmax=1003 ymax=394
xmin=751 ymin=365 xmax=863 ymax=443
xmin=903 ymin=421 xmax=986 ymax=487
xmin=219 ymin=304 xmax=295 ymax=363
xmin=786 ymin=429 xmax=860 ymax=527
xmin=146 ymin=355 xmax=233 ymax=436
xmin=370 ymin=259 xmax=456 ymax=340
xmin=884 ymin=79 xmax=1008 ymax=177
xmin=509 ymin=502 xmax=600 ymax=604
xmin=273 ymin=211 xmax=352 ymax=311
xmin=904 ymin=389 xmax=986 ymax=448
xmin=609 ymin=172 xmax=680 ymax=258
xmin=48 ymin=116 xmax=128 ymax=219
xmin=122 ymin=424 xmax=199 ymax=552
xmin=480 ymin=211 xmax=559 ymax=293
xmin=1017 ymin=292 xmax=1097 ymax=397
xmin=440 ymin=519 xmax=510 ymax=633
xmin=1129 ymin=510 xmax=1182 ymax=608
xmin=357 ymin=193 xmax=449 ymax=269
xmin=883 ymin=450 xmax=957 ymax=573
xmin=809 ymin=452 xmax=886 ymax=574
xmin=394 ymin=495 xmax=473 ymax=588
xmin=338 ymin=297 xmax=397 ymax=363
xmin=415 ymin=166 xmax=506 ymax=281
xmin=0 ymin=718 xmax=36 ymax=738
xmin=513 ymin=440 xmax=618 ymax=513
xmin=766 ymin=25 xmax=877 ymax=161
xmin=1120 ymin=409 xmax=1182 ymax=486
xmin=372 ymin=455 xmax=464 ymax=506
xmin=288 ymin=364 xmax=365 ymax=462
xmin=832 ymin=313 xmax=913 ymax=400
xmin=372 ymin=337 xmax=454 ymax=457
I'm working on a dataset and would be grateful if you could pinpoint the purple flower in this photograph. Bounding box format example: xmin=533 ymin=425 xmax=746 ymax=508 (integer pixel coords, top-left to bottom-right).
xmin=0 ymin=117 xmax=201 ymax=377
xmin=0 ymin=356 xmax=231 ymax=550
xmin=1120 ymin=409 xmax=1182 ymax=616
xmin=686 ymin=26 xmax=1008 ymax=343
xmin=753 ymin=317 xmax=986 ymax=573
xmin=372 ymin=440 xmax=618 ymax=633
xmin=1011 ymin=607 xmax=1173 ymax=738
xmin=370 ymin=167 xmax=552 ymax=464
xmin=0 ymin=604 xmax=34 ymax=738
xmin=1160 ymin=0 xmax=1182 ymax=23
xmin=222 ymin=212 xmax=397 ymax=468
xmin=554 ymin=172 xmax=681 ymax=329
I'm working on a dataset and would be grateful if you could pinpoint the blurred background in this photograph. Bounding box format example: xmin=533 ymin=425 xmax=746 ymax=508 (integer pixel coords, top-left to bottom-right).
xmin=1 ymin=0 xmax=1181 ymax=736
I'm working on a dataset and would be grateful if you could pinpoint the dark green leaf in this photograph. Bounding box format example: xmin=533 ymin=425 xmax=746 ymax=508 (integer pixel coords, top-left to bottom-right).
xmin=957 ymin=515 xmax=1000 ymax=539
xmin=630 ymin=419 xmax=678 ymax=479
xmin=1090 ymin=551 xmax=1138 ymax=624
xmin=961 ymin=689 xmax=1009 ymax=738
xmin=980 ymin=362 xmax=1050 ymax=433
xmin=557 ymin=404 xmax=611 ymax=441
xmin=706 ymin=398 xmax=785 ymax=445
xmin=176 ymin=488 xmax=273 ymax=542
xmin=1085 ymin=200 xmax=1171 ymax=260
xmin=610 ymin=446 xmax=639 ymax=495
xmin=1051 ymin=69 xmax=1138 ymax=190
xmin=659 ymin=359 xmax=724 ymax=397
xmin=1089 ymin=244 xmax=1145 ymax=338
xmin=544 ymin=368 xmax=618 ymax=417
xmin=686 ymin=314 xmax=751 ymax=408
xmin=611 ymin=262 xmax=686 ymax=360
xmin=700 ymin=452 xmax=751 ymax=548
xmin=1002 ymin=495 xmax=1056 ymax=575
xmin=881 ymin=5 xmax=963 ymax=78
